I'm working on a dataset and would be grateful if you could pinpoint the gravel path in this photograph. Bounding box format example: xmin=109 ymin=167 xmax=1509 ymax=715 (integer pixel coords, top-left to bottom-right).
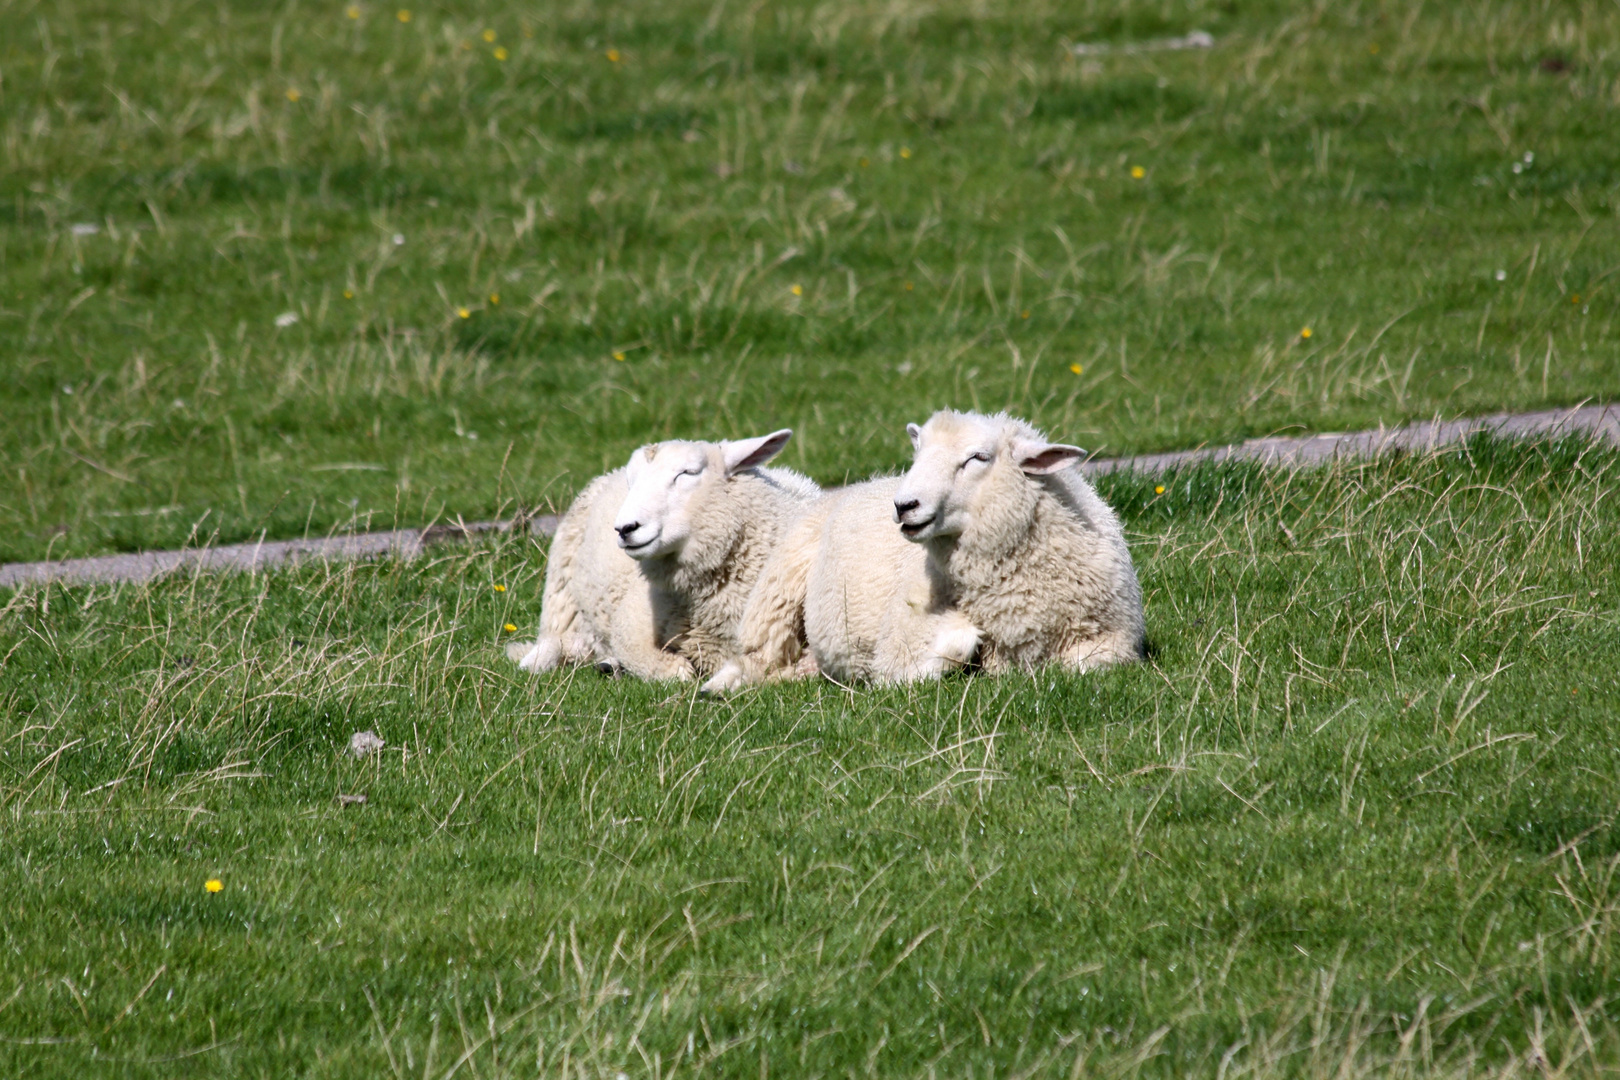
xmin=4 ymin=403 xmax=1615 ymax=590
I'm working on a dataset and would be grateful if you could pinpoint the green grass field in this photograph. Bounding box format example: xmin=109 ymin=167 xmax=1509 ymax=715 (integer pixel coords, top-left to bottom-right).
xmin=4 ymin=443 xmax=1619 ymax=1077
xmin=2 ymin=0 xmax=1617 ymax=562
xmin=4 ymin=0 xmax=1620 ymax=1076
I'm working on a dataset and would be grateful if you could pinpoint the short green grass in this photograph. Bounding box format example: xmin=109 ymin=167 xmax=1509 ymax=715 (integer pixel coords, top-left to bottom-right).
xmin=3 ymin=441 xmax=1618 ymax=1077
xmin=4 ymin=0 xmax=1620 ymax=1075
xmin=3 ymin=0 xmax=1618 ymax=562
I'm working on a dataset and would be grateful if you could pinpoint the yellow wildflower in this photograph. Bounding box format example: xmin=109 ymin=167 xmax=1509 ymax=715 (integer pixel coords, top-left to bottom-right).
xmin=899 ymin=147 xmax=912 ymax=159
xmin=1571 ymin=294 xmax=1581 ymax=305
xmin=493 ymin=583 xmax=506 ymax=592
xmin=205 ymin=879 xmax=223 ymax=893
xmin=1300 ymin=327 xmax=1312 ymax=339
xmin=605 ymin=48 xmax=621 ymax=62
xmin=1020 ymin=309 xmax=1030 ymax=319
xmin=286 ymin=88 xmax=301 ymax=102
xmin=1130 ymin=165 xmax=1145 ymax=179
xmin=494 ymin=46 xmax=508 ymax=60
xmin=1069 ymin=363 xmax=1083 ymax=375
xmin=1154 ymin=485 xmax=1165 ymax=495
xmin=612 ymin=351 xmax=626 ymax=361
xmin=457 ymin=307 xmax=471 ymax=319
xmin=343 ymin=289 xmax=354 ymax=299
xmin=503 ymin=623 xmax=518 ymax=633
xmin=396 ymin=8 xmax=410 ymax=21
xmin=488 ymin=293 xmax=500 ymax=305
xmin=903 ymin=281 xmax=913 ymax=291
xmin=790 ymin=284 xmax=803 ymax=296
xmin=482 ymin=28 xmax=496 ymax=42
xmin=346 ymin=5 xmax=360 ymax=18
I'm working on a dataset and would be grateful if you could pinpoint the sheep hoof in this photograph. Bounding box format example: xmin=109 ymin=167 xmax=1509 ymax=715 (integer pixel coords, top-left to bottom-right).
xmin=700 ymin=660 xmax=745 ymax=697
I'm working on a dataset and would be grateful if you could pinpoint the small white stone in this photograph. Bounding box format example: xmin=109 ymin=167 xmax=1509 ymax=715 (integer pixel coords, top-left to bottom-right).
xmin=275 ymin=312 xmax=300 ymax=327
xmin=1495 ymin=269 xmax=1507 ymax=281
xmin=392 ymin=233 xmax=406 ymax=246
xmin=349 ymin=730 xmax=385 ymax=757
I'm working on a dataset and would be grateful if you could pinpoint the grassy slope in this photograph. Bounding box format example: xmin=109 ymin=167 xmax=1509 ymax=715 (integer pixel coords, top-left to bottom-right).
xmin=2 ymin=441 xmax=1618 ymax=1077
xmin=2 ymin=0 xmax=1618 ymax=562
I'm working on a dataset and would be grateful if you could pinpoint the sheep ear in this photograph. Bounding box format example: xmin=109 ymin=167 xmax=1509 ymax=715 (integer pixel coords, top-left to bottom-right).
xmin=906 ymin=423 xmax=923 ymax=450
xmin=1015 ymin=440 xmax=1086 ymax=475
xmin=721 ymin=429 xmax=792 ymax=475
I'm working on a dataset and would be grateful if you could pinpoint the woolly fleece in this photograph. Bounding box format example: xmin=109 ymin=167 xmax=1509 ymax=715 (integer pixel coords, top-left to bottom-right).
xmin=505 ymin=469 xmax=692 ymax=680
xmin=897 ymin=410 xmax=1145 ymax=672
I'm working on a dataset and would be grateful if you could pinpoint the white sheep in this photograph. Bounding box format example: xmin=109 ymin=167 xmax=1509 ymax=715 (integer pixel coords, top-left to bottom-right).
xmin=509 ymin=431 xmax=819 ymax=679
xmin=806 ymin=478 xmax=988 ymax=683
xmin=892 ymin=410 xmax=1144 ymax=672
xmin=705 ymin=477 xmax=982 ymax=691
xmin=611 ymin=429 xmax=820 ymax=676
xmin=505 ymin=468 xmax=692 ymax=680
xmin=706 ymin=410 xmax=1141 ymax=690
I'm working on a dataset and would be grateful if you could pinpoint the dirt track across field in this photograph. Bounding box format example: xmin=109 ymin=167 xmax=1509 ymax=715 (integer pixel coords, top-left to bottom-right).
xmin=5 ymin=403 xmax=1616 ymax=590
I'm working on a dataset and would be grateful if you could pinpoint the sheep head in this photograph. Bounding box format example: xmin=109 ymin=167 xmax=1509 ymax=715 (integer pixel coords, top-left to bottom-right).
xmin=892 ymin=411 xmax=1084 ymax=545
xmin=612 ymin=430 xmax=792 ymax=560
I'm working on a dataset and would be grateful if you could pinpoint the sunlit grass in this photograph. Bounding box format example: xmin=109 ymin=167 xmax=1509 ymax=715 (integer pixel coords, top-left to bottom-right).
xmin=2 ymin=440 xmax=1618 ymax=1077
xmin=2 ymin=0 xmax=1617 ymax=561
xmin=2 ymin=0 xmax=1618 ymax=1073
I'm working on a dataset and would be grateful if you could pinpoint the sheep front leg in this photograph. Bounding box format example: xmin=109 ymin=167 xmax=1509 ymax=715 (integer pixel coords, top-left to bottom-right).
xmin=875 ymin=608 xmax=982 ymax=684
xmin=507 ymin=637 xmax=560 ymax=671
xmin=929 ymin=615 xmax=983 ymax=671
xmin=700 ymin=659 xmax=746 ymax=696
xmin=609 ymin=589 xmax=696 ymax=681
xmin=508 ymin=603 xmax=599 ymax=672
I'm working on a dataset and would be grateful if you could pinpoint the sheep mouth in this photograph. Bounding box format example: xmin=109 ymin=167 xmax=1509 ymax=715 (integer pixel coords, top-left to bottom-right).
xmin=621 ymin=536 xmax=658 ymax=553
xmin=899 ymin=517 xmax=935 ymax=539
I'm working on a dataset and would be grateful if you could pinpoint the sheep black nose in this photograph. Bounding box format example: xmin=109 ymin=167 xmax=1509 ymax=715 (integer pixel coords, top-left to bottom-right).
xmin=894 ymin=498 xmax=920 ymax=518
xmin=616 ymin=522 xmax=640 ymax=540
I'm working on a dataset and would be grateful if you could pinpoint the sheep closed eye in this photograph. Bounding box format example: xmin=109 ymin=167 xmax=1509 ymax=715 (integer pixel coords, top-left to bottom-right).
xmin=961 ymin=452 xmax=991 ymax=469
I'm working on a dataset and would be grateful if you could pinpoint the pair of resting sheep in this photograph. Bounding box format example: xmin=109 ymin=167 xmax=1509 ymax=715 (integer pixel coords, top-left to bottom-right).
xmin=506 ymin=411 xmax=1145 ymax=692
